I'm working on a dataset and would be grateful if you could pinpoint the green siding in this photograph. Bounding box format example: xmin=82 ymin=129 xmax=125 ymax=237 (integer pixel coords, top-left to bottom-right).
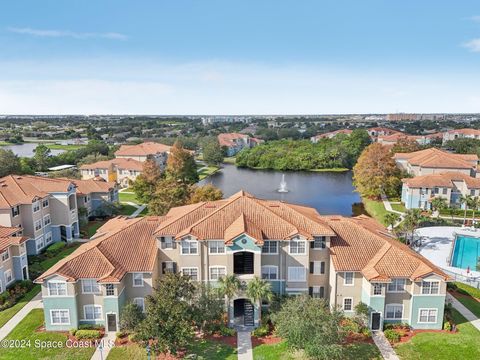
xmin=43 ymin=297 xmax=79 ymax=331
xmin=410 ymin=295 xmax=445 ymax=329
xmin=268 ymin=280 xmax=285 ymax=295
xmin=228 ymin=234 xmax=262 ymax=252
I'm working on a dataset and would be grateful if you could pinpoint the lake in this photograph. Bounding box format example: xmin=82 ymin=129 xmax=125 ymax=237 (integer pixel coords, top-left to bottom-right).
xmin=199 ymin=164 xmax=364 ymax=216
xmin=3 ymin=143 xmax=65 ymax=157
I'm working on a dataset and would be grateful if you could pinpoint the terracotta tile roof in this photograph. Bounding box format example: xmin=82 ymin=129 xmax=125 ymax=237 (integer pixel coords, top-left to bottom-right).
xmin=67 ymin=178 xmax=116 ymax=195
xmin=80 ymin=158 xmax=144 ymax=171
xmin=35 ymin=216 xmax=160 ymax=283
xmin=394 ymin=148 xmax=478 ymax=169
xmin=224 ymin=213 xmax=264 ymax=244
xmin=402 ymin=171 xmax=480 ymax=189
xmin=325 ymin=215 xmax=448 ymax=281
xmin=313 ymin=129 xmax=352 ymax=139
xmin=218 ymin=133 xmax=255 ymax=147
xmin=445 ymin=128 xmax=480 ymax=136
xmin=0 ymin=226 xmax=27 ymax=252
xmin=114 ymin=142 xmax=171 ymax=157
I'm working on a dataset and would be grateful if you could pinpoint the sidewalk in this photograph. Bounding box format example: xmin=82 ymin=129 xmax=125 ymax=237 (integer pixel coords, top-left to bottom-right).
xmin=237 ymin=330 xmax=253 ymax=360
xmin=129 ymin=204 xmax=146 ymax=218
xmin=372 ymin=331 xmax=400 ymax=360
xmin=90 ymin=331 xmax=116 ymax=360
xmin=447 ymin=293 xmax=480 ymax=331
xmin=0 ymin=291 xmax=43 ymax=341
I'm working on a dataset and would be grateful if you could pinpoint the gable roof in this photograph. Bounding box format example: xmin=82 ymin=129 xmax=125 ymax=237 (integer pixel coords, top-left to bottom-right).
xmin=80 ymin=158 xmax=144 ymax=171
xmin=394 ymin=148 xmax=478 ymax=169
xmin=218 ymin=133 xmax=251 ymax=147
xmin=402 ymin=171 xmax=480 ymax=189
xmin=0 ymin=226 xmax=27 ymax=252
xmin=114 ymin=142 xmax=171 ymax=157
xmin=445 ymin=128 xmax=480 ymax=136
xmin=68 ymin=178 xmax=116 ymax=194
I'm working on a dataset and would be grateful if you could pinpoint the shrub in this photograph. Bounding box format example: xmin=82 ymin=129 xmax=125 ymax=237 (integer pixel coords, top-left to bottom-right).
xmin=252 ymin=323 xmax=269 ymax=337
xmin=45 ymin=241 xmax=66 ymax=257
xmin=69 ymin=329 xmax=77 ymax=336
xmin=384 ymin=329 xmax=401 ymax=343
xmin=75 ymin=330 xmax=101 ymax=340
xmin=341 ymin=317 xmax=361 ymax=333
xmin=120 ymin=302 xmax=145 ymax=332
xmin=116 ymin=331 xmax=128 ymax=339
xmin=128 ymin=332 xmax=144 ymax=343
xmin=443 ymin=322 xmax=452 ymax=331
xmin=361 ymin=328 xmax=372 ymax=338
xmin=218 ymin=326 xmax=236 ymax=337
xmin=78 ymin=324 xmax=104 ymax=331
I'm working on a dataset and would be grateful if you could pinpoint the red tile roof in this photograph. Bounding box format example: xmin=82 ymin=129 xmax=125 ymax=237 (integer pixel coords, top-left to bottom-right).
xmin=114 ymin=142 xmax=171 ymax=157
xmin=394 ymin=148 xmax=477 ymax=169
xmin=402 ymin=171 xmax=480 ymax=189
xmin=0 ymin=226 xmax=27 ymax=252
xmin=80 ymin=158 xmax=144 ymax=171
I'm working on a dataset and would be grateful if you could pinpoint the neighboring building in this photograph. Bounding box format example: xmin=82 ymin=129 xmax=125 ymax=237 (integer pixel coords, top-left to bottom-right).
xmin=367 ymin=127 xmax=402 ymax=141
xmin=386 ymin=113 xmax=419 ymax=121
xmin=79 ymin=158 xmax=143 ymax=188
xmin=310 ymin=129 xmax=352 ymax=143
xmin=0 ymin=226 xmax=29 ymax=290
xmin=401 ymin=172 xmax=480 ymax=210
xmin=0 ymin=175 xmax=80 ymax=255
xmin=114 ymin=142 xmax=171 ymax=168
xmin=218 ymin=133 xmax=261 ymax=156
xmin=443 ymin=128 xmax=480 ymax=143
xmin=394 ymin=148 xmax=478 ymax=177
xmin=69 ymin=179 xmax=119 ymax=217
xmin=36 ymin=191 xmax=448 ymax=332
xmin=378 ymin=133 xmax=443 ymax=146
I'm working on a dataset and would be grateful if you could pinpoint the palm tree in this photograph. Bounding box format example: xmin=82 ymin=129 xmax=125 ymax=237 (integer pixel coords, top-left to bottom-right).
xmin=469 ymin=196 xmax=480 ymax=224
xmin=430 ymin=197 xmax=447 ymax=216
xmin=384 ymin=212 xmax=400 ymax=230
xmin=218 ymin=274 xmax=241 ymax=315
xmin=402 ymin=209 xmax=422 ymax=246
xmin=460 ymin=194 xmax=472 ymax=225
xmin=245 ymin=277 xmax=273 ymax=323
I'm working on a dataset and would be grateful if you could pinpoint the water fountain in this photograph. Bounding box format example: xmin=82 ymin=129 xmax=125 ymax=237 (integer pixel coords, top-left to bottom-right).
xmin=278 ymin=174 xmax=288 ymax=193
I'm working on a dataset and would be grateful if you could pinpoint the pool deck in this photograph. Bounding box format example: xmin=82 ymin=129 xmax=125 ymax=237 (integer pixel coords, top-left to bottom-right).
xmin=415 ymin=226 xmax=480 ymax=279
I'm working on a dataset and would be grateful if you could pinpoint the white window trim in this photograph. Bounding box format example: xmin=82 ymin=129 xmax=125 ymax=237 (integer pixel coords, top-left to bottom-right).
xmin=1 ymin=249 xmax=9 ymax=262
xmin=83 ymin=304 xmax=103 ymax=321
xmin=45 ymin=232 xmax=53 ymax=244
xmin=180 ymin=267 xmax=199 ymax=281
xmin=209 ymin=266 xmax=227 ymax=281
xmin=343 ymin=272 xmax=354 ymax=286
xmin=47 ymin=280 xmax=68 ymax=297
xmin=208 ymin=240 xmax=226 ymax=255
xmin=262 ymin=240 xmax=279 ymax=255
xmin=105 ymin=284 xmax=116 ymax=297
xmin=32 ymin=201 xmax=40 ymax=213
xmin=417 ymin=308 xmax=438 ymax=324
xmin=343 ymin=297 xmax=354 ymax=312
xmin=261 ymin=265 xmax=279 ymax=280
xmin=44 ymin=214 xmax=51 ymax=226
xmin=81 ymin=279 xmax=101 ymax=294
xmin=50 ymin=309 xmax=70 ymax=325
xmin=385 ymin=303 xmax=404 ymax=320
xmin=133 ymin=297 xmax=146 ymax=312
xmin=420 ymin=280 xmax=441 ymax=295
xmin=387 ymin=279 xmax=407 ymax=293
xmin=313 ymin=261 xmax=325 ymax=275
xmin=180 ymin=239 xmax=199 ymax=256
xmin=311 ymin=236 xmax=327 ymax=250
xmin=132 ymin=273 xmax=144 ymax=287
xmin=288 ymin=238 xmax=307 ymax=255
xmin=42 ymin=199 xmax=49 ymax=208
xmin=161 ymin=237 xmax=174 ymax=251
xmin=287 ymin=266 xmax=306 ymax=282
xmin=4 ymin=269 xmax=13 ymax=285
xmin=34 ymin=220 xmax=42 ymax=231
xmin=372 ymin=283 xmax=383 ymax=296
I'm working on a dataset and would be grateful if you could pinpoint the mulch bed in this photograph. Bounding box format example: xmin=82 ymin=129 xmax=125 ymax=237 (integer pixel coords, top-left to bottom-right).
xmin=344 ymin=332 xmax=374 ymax=344
xmin=397 ymin=328 xmax=455 ymax=343
xmin=449 ymin=289 xmax=480 ymax=303
xmin=252 ymin=334 xmax=282 ymax=347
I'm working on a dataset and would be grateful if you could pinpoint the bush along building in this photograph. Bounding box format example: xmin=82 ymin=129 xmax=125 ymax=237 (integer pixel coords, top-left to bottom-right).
xmin=35 ymin=191 xmax=448 ymax=332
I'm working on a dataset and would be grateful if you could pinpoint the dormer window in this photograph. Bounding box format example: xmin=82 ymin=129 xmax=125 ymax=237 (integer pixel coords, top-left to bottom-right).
xmin=311 ymin=236 xmax=326 ymax=249
xmin=11 ymin=206 xmax=20 ymax=217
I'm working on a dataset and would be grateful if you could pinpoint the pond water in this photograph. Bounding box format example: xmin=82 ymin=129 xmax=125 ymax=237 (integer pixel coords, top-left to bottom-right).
xmin=199 ymin=164 xmax=364 ymax=216
xmin=3 ymin=143 xmax=65 ymax=157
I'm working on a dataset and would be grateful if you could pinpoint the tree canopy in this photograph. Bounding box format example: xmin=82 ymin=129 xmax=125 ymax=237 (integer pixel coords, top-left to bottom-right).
xmin=0 ymin=149 xmax=21 ymax=177
xmin=201 ymin=137 xmax=224 ymax=165
xmin=166 ymin=141 xmax=198 ymax=183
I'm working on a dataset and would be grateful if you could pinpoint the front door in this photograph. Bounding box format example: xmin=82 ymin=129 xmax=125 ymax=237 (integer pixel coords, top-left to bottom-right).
xmin=22 ymin=266 xmax=28 ymax=280
xmin=107 ymin=314 xmax=117 ymax=332
xmin=371 ymin=312 xmax=381 ymax=331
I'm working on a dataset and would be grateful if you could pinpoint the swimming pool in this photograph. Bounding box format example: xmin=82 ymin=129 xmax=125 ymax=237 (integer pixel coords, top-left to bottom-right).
xmin=451 ymin=235 xmax=480 ymax=270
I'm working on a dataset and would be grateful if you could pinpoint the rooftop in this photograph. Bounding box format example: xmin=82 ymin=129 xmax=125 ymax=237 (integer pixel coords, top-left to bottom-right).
xmin=394 ymin=148 xmax=478 ymax=169
xmin=79 ymin=158 xmax=143 ymax=171
xmin=114 ymin=142 xmax=171 ymax=157
xmin=403 ymin=171 xmax=480 ymax=189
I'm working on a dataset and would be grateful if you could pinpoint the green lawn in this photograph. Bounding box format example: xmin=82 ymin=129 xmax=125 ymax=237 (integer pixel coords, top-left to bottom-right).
xmin=391 ymin=203 xmax=407 ymax=213
xmin=39 ymin=243 xmax=81 ymax=270
xmin=223 ymin=157 xmax=236 ymax=164
xmin=138 ymin=206 xmax=149 ymax=216
xmin=198 ymin=165 xmax=220 ymax=180
xmin=395 ymin=309 xmax=480 ymax=360
xmin=83 ymin=220 xmax=107 ymax=238
xmin=45 ymin=144 xmax=86 ymax=150
xmin=107 ymin=344 xmax=150 ymax=359
xmin=118 ymin=192 xmax=141 ymax=204
xmin=362 ymin=198 xmax=389 ymax=226
xmin=0 ymin=309 xmax=96 ymax=360
xmin=0 ymin=285 xmax=41 ymax=328
xmin=451 ymin=282 xmax=480 ymax=318
xmin=118 ymin=204 xmax=137 ymax=216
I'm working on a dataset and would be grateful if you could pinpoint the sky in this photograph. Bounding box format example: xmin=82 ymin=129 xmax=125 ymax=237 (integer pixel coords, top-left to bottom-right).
xmin=1 ymin=1 xmax=480 ymax=115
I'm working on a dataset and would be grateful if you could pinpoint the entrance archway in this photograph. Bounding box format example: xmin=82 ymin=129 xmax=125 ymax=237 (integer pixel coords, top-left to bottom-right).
xmin=233 ymin=298 xmax=254 ymax=326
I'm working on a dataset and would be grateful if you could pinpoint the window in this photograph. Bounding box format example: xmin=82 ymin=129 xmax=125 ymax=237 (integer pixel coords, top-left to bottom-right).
xmin=343 ymin=272 xmax=354 ymax=286
xmin=44 ymin=214 xmax=51 ymax=226
xmin=68 ymin=194 xmax=76 ymax=210
xmin=418 ymin=309 xmax=438 ymax=323
xmin=47 ymin=281 xmax=67 ymax=296
xmin=4 ymin=270 xmax=13 ymax=284
xmin=11 ymin=206 xmax=20 ymax=217
xmin=442 ymin=188 xmax=448 ymax=195
xmin=208 ymin=241 xmax=225 ymax=254
xmin=132 ymin=273 xmax=144 ymax=287
xmin=471 ymin=189 xmax=476 ymax=196
xmin=84 ymin=305 xmax=102 ymax=320
xmin=262 ymin=241 xmax=278 ymax=254
xmin=42 ymin=198 xmax=49 ymax=208
xmin=261 ymin=266 xmax=278 ymax=280
xmin=310 ymin=286 xmax=325 ymax=298
xmin=311 ymin=236 xmax=326 ymax=249
xmin=209 ymin=266 xmax=226 ymax=281
xmin=162 ymin=262 xmax=176 ymax=274
xmin=82 ymin=279 xmax=101 ymax=294
xmin=133 ymin=298 xmax=145 ymax=312
xmin=51 ymin=310 xmax=70 ymax=325
xmin=289 ymin=239 xmax=306 ymax=255
xmin=1 ymin=250 xmax=9 ymax=262
xmin=421 ymin=281 xmax=440 ymax=295
xmin=34 ymin=220 xmax=42 ymax=231
xmin=343 ymin=298 xmax=353 ymax=311
xmin=45 ymin=232 xmax=53 ymax=244
xmin=181 ymin=239 xmax=198 ymax=255
xmin=288 ymin=266 xmax=306 ymax=281
xmin=33 ymin=201 xmax=40 ymax=213
xmin=36 ymin=237 xmax=44 ymax=251
xmin=387 ymin=279 xmax=406 ymax=292
xmin=159 ymin=237 xmax=175 ymax=250
xmin=386 ymin=304 xmax=403 ymax=319
xmin=105 ymin=284 xmax=115 ymax=296
xmin=310 ymin=261 xmax=325 ymax=275
xmin=181 ymin=267 xmax=198 ymax=280
xmin=373 ymin=283 xmax=383 ymax=296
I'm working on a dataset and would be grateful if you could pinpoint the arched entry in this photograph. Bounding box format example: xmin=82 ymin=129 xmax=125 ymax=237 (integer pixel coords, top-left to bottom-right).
xmin=233 ymin=251 xmax=254 ymax=275
xmin=233 ymin=298 xmax=254 ymax=326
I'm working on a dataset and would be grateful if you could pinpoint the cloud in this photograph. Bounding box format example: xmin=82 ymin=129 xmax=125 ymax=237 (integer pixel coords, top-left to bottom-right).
xmin=7 ymin=27 xmax=128 ymax=40
xmin=463 ymin=38 xmax=480 ymax=52
xmin=470 ymin=16 xmax=480 ymax=22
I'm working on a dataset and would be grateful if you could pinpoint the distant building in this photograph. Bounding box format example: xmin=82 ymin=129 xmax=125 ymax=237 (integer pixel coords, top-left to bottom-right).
xmin=218 ymin=133 xmax=262 ymax=156
xmin=386 ymin=113 xmax=445 ymax=121
xmin=80 ymin=158 xmax=143 ymax=188
xmin=114 ymin=142 xmax=171 ymax=168
xmin=377 ymin=133 xmax=443 ymax=146
xmin=442 ymin=128 xmax=480 ymax=143
xmin=310 ymin=129 xmax=352 ymax=143
xmin=367 ymin=127 xmax=402 ymax=141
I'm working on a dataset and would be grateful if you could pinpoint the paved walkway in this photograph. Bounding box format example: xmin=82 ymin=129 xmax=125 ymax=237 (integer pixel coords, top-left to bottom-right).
xmin=0 ymin=291 xmax=43 ymax=341
xmin=372 ymin=331 xmax=400 ymax=360
xmin=129 ymin=204 xmax=146 ymax=218
xmin=237 ymin=330 xmax=253 ymax=360
xmin=447 ymin=293 xmax=480 ymax=331
xmin=90 ymin=331 xmax=116 ymax=360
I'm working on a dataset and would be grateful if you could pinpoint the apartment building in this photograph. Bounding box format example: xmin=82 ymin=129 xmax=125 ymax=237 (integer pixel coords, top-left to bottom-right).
xmin=218 ymin=133 xmax=261 ymax=156
xmin=394 ymin=148 xmax=478 ymax=177
xmin=68 ymin=179 xmax=118 ymax=217
xmin=310 ymin=129 xmax=352 ymax=143
xmin=401 ymin=172 xmax=480 ymax=210
xmin=79 ymin=158 xmax=143 ymax=188
xmin=443 ymin=128 xmax=480 ymax=143
xmin=35 ymin=192 xmax=448 ymax=332
xmin=114 ymin=141 xmax=171 ymax=168
xmin=0 ymin=226 xmax=29 ymax=292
